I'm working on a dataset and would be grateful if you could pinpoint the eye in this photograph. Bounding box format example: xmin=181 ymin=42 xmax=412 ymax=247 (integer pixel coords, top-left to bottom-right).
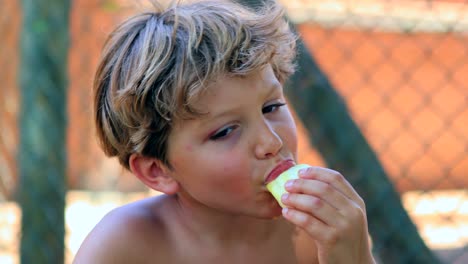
xmin=209 ymin=125 xmax=238 ymax=140
xmin=262 ymin=102 xmax=286 ymax=114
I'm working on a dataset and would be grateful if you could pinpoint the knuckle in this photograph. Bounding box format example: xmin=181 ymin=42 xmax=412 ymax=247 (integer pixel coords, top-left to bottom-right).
xmin=350 ymin=205 xmax=366 ymax=223
xmin=331 ymin=171 xmax=344 ymax=182
xmin=291 ymin=211 xmax=307 ymax=225
xmin=289 ymin=210 xmax=315 ymax=228
xmin=287 ymin=193 xmax=297 ymax=203
xmin=339 ymin=217 xmax=353 ymax=232
xmin=358 ymin=195 xmax=365 ymax=205
xmin=325 ymin=230 xmax=340 ymax=245
xmin=356 ymin=196 xmax=366 ymax=209
xmin=310 ymin=196 xmax=323 ymax=209
xmin=315 ymin=188 xmax=325 ymax=197
xmin=313 ymin=181 xmax=329 ymax=196
xmin=300 ymin=215 xmax=315 ymax=228
xmin=322 ymin=181 xmax=333 ymax=193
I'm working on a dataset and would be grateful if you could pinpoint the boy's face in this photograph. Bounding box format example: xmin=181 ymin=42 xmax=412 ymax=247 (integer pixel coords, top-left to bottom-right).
xmin=166 ymin=65 xmax=298 ymax=218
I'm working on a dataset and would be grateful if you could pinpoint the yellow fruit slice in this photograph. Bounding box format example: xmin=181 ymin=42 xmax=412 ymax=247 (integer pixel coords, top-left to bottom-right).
xmin=266 ymin=164 xmax=310 ymax=208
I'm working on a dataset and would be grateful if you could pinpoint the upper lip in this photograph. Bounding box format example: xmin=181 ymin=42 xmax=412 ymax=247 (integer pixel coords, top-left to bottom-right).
xmin=264 ymin=159 xmax=295 ymax=185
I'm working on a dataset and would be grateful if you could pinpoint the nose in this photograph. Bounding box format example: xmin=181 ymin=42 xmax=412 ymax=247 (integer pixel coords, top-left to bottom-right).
xmin=254 ymin=121 xmax=283 ymax=159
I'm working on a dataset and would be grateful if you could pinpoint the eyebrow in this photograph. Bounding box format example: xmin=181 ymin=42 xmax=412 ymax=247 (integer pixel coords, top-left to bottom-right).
xmin=196 ymin=81 xmax=282 ymax=124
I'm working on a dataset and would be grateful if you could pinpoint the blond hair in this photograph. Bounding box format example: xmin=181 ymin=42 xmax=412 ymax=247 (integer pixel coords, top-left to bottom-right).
xmin=94 ymin=0 xmax=297 ymax=169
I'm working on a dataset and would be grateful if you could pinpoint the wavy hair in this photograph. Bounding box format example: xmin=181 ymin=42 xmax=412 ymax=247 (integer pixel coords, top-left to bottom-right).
xmin=94 ymin=0 xmax=297 ymax=169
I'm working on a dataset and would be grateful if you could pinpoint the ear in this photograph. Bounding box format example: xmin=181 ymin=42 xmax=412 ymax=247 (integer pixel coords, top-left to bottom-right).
xmin=129 ymin=154 xmax=180 ymax=195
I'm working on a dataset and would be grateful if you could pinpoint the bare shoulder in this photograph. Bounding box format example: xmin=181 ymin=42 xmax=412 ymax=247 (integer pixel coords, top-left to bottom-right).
xmin=73 ymin=195 xmax=173 ymax=264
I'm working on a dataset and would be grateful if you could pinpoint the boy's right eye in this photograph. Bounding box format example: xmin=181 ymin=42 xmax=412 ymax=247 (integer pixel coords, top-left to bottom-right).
xmin=209 ymin=125 xmax=237 ymax=140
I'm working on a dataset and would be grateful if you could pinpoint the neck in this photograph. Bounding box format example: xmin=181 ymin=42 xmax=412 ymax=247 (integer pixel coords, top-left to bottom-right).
xmin=170 ymin=193 xmax=292 ymax=246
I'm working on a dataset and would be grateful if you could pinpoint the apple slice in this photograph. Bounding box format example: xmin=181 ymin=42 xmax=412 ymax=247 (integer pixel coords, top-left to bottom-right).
xmin=266 ymin=164 xmax=310 ymax=208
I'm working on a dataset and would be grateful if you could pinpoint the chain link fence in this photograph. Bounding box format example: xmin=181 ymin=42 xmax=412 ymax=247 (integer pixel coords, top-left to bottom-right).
xmin=287 ymin=1 xmax=467 ymax=263
xmin=0 ymin=0 xmax=466 ymax=263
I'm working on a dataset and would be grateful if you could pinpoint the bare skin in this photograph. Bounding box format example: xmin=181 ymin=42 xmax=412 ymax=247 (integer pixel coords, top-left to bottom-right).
xmin=73 ymin=194 xmax=318 ymax=264
xmin=75 ymin=67 xmax=375 ymax=263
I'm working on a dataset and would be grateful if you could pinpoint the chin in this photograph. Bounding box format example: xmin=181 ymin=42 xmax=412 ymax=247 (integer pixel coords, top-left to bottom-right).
xmin=266 ymin=209 xmax=283 ymax=219
xmin=255 ymin=201 xmax=283 ymax=219
xmin=269 ymin=204 xmax=284 ymax=218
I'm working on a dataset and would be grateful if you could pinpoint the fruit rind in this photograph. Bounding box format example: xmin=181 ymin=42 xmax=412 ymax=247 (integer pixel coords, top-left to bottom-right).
xmin=266 ymin=164 xmax=310 ymax=208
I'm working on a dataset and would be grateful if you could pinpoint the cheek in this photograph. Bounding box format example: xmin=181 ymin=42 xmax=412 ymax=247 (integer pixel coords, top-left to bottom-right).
xmin=169 ymin=144 xmax=194 ymax=169
xmin=215 ymin=153 xmax=251 ymax=191
xmin=185 ymin=145 xmax=194 ymax=152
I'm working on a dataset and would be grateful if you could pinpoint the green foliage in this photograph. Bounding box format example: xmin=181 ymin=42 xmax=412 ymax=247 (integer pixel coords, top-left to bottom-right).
xmin=18 ymin=0 xmax=70 ymax=263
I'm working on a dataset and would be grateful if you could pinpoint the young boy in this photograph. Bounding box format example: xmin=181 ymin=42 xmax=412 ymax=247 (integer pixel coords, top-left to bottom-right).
xmin=74 ymin=0 xmax=375 ymax=263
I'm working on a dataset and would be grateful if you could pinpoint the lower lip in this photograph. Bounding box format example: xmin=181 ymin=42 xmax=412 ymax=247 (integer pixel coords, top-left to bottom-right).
xmin=265 ymin=160 xmax=295 ymax=184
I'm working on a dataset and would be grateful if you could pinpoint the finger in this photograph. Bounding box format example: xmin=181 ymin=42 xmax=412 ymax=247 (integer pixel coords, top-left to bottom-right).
xmin=299 ymin=166 xmax=365 ymax=209
xmin=281 ymin=193 xmax=342 ymax=226
xmin=284 ymin=178 xmax=351 ymax=212
xmin=282 ymin=207 xmax=338 ymax=243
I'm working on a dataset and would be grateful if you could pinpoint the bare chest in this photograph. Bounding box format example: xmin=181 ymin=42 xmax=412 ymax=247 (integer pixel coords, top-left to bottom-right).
xmin=172 ymin=244 xmax=295 ymax=264
xmin=165 ymin=232 xmax=318 ymax=264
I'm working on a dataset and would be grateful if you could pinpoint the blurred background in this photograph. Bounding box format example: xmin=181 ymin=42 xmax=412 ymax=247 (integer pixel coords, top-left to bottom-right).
xmin=0 ymin=0 xmax=466 ymax=263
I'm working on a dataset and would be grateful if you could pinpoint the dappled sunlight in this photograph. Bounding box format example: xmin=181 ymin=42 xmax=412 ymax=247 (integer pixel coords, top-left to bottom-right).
xmin=64 ymin=191 xmax=147 ymax=262
xmin=405 ymin=191 xmax=467 ymax=215
xmin=402 ymin=190 xmax=468 ymax=249
xmin=0 ymin=203 xmax=19 ymax=264
xmin=65 ymin=200 xmax=119 ymax=255
xmin=0 ymin=255 xmax=15 ymax=264
xmin=423 ymin=225 xmax=465 ymax=247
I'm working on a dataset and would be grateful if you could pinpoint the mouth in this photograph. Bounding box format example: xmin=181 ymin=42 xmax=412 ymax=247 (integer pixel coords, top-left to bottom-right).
xmin=264 ymin=159 xmax=295 ymax=185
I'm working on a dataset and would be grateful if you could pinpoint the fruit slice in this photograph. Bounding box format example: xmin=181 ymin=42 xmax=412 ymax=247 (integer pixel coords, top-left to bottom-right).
xmin=266 ymin=164 xmax=310 ymax=208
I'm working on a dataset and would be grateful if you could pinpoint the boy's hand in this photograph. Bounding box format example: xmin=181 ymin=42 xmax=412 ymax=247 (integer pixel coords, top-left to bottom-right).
xmin=280 ymin=166 xmax=375 ymax=264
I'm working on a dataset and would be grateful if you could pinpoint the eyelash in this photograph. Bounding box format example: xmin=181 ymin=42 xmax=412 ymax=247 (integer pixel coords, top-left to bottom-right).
xmin=209 ymin=102 xmax=286 ymax=141
xmin=209 ymin=125 xmax=238 ymax=140
xmin=262 ymin=102 xmax=286 ymax=114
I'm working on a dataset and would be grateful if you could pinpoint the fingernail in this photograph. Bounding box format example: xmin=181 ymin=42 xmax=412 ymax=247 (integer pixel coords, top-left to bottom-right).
xmin=285 ymin=180 xmax=293 ymax=189
xmin=281 ymin=193 xmax=289 ymax=202
xmin=282 ymin=208 xmax=288 ymax=215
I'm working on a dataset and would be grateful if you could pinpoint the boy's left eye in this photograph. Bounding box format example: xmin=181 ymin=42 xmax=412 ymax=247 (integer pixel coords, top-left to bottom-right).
xmin=262 ymin=102 xmax=286 ymax=114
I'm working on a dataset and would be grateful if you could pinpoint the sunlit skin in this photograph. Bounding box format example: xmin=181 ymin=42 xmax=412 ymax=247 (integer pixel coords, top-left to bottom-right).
xmin=163 ymin=65 xmax=374 ymax=263
xmin=74 ymin=65 xmax=375 ymax=263
xmin=166 ymin=65 xmax=298 ymax=220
